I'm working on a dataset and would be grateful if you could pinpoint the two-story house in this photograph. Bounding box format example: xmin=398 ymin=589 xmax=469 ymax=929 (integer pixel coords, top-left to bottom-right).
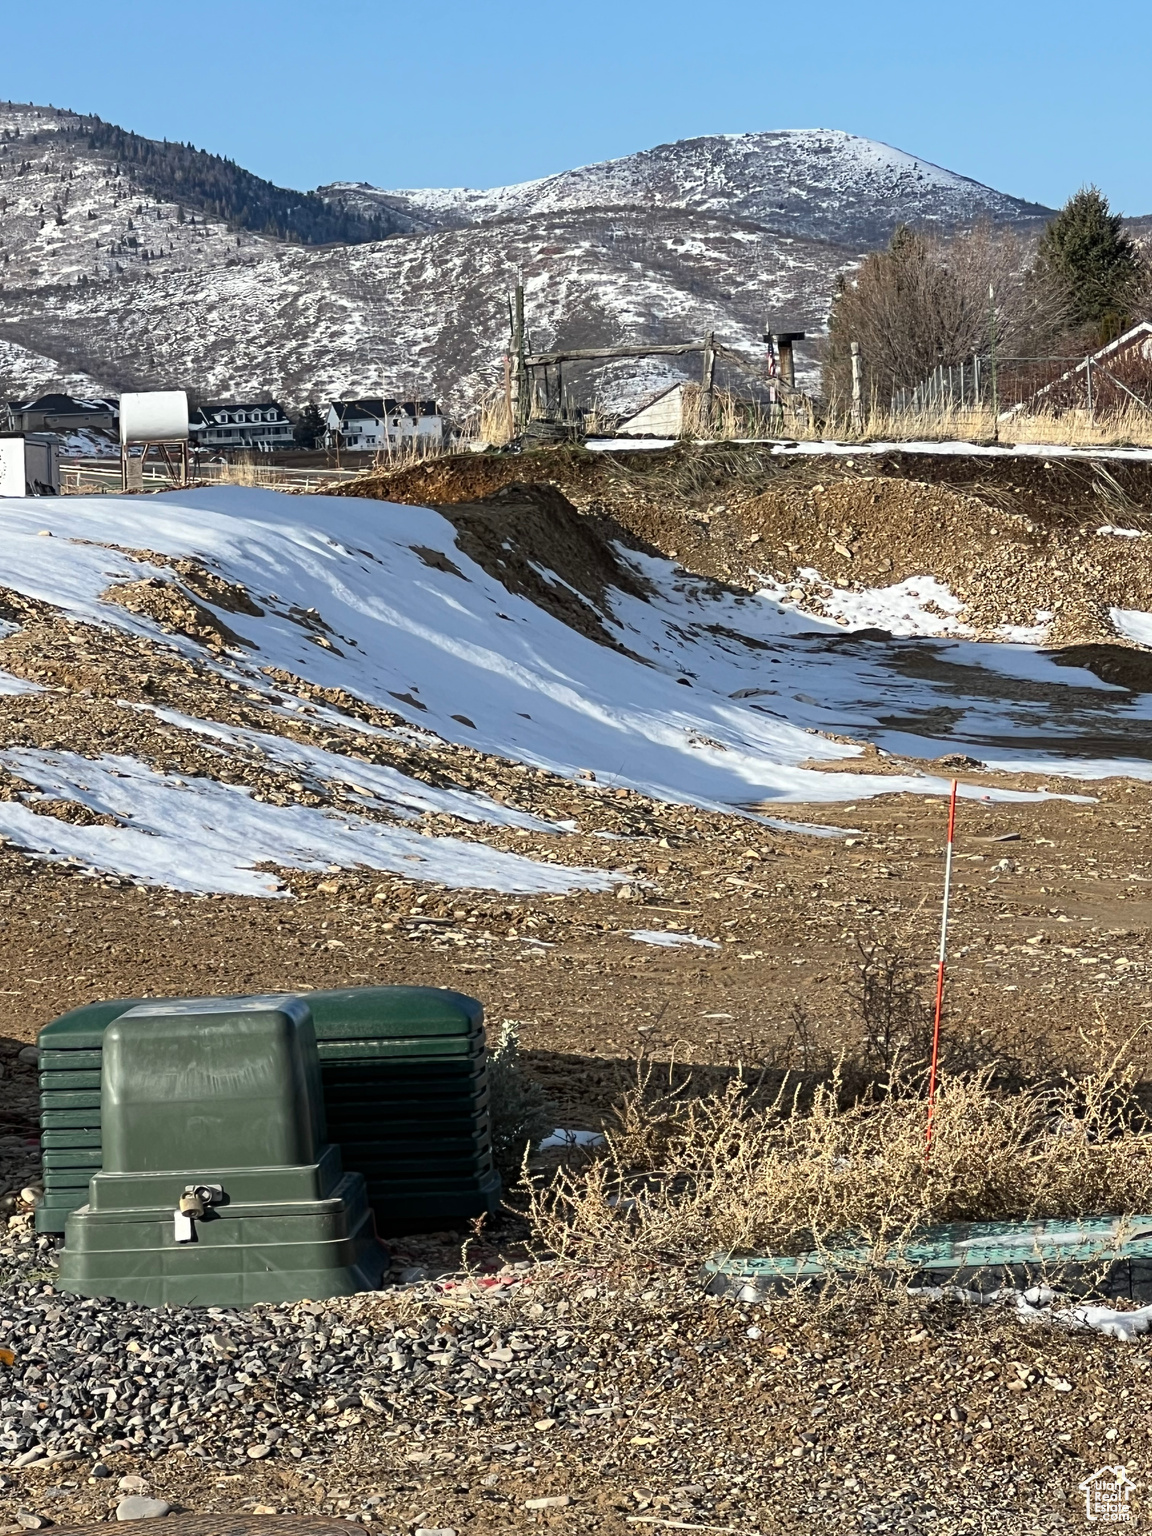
xmin=324 ymin=399 xmax=445 ymax=450
xmin=4 ymin=394 xmax=119 ymax=434
xmin=189 ymin=402 xmax=295 ymax=451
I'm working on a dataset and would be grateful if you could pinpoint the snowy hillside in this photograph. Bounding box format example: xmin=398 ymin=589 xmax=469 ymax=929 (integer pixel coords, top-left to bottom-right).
xmin=0 ymin=484 xmax=1144 ymax=897
xmin=11 ymin=209 xmax=852 ymax=409
xmin=0 ymin=105 xmax=1051 ymax=410
xmin=326 ymin=131 xmax=1052 ymax=247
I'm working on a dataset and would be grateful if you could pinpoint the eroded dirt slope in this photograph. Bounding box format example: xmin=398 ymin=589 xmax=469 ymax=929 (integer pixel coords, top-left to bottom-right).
xmin=342 ymin=445 xmax=1152 ymax=651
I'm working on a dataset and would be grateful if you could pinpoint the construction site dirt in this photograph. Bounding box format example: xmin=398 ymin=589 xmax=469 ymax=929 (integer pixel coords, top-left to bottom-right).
xmin=0 ymin=442 xmax=1150 ymax=1535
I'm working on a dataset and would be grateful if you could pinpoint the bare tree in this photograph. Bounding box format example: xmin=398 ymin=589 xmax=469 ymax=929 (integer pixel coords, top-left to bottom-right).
xmin=823 ymin=223 xmax=1065 ymax=407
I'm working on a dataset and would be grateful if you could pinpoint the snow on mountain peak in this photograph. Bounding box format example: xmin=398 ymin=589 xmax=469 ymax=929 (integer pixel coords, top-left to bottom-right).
xmin=329 ymin=129 xmax=1051 ymax=247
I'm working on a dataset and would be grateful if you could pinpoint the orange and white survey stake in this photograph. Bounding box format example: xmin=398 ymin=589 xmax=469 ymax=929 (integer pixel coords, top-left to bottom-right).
xmin=925 ymin=777 xmax=959 ymax=1160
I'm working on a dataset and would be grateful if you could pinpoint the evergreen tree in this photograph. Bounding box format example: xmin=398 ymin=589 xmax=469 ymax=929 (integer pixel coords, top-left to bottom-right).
xmin=1031 ymin=187 xmax=1144 ymax=337
xmin=293 ymin=403 xmax=325 ymax=449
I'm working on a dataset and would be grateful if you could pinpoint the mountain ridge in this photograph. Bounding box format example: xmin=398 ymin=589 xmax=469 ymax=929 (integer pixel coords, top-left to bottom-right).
xmin=0 ymin=106 xmax=1065 ymax=412
xmin=320 ymin=129 xmax=1054 ymax=247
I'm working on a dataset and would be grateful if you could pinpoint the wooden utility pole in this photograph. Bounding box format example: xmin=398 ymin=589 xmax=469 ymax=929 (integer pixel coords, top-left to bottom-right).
xmin=699 ymin=331 xmax=716 ymax=434
xmin=510 ymin=284 xmax=527 ymax=433
xmin=850 ymin=341 xmax=863 ymax=432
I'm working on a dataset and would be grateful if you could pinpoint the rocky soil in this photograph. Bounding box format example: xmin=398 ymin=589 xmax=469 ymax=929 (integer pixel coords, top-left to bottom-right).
xmin=349 ymin=445 xmax=1152 ymax=653
xmin=0 ymin=1232 xmax=1147 ymax=1536
xmin=0 ymin=445 xmax=1150 ymax=1530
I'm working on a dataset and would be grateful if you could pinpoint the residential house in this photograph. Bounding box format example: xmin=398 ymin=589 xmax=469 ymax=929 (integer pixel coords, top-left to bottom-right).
xmin=189 ymin=402 xmax=295 ymax=451
xmin=324 ymin=399 xmax=445 ymax=450
xmin=4 ymin=394 xmax=118 ymax=434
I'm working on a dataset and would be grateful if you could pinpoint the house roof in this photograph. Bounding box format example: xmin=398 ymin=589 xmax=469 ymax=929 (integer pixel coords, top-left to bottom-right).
xmin=190 ymin=402 xmax=290 ymax=425
xmin=618 ymin=381 xmax=689 ymax=420
xmin=1011 ymin=320 xmax=1152 ymax=415
xmin=329 ymin=398 xmax=439 ymax=422
xmin=9 ymin=394 xmax=118 ymax=415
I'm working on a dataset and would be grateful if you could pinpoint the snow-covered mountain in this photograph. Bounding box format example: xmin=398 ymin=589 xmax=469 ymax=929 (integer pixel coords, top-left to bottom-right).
xmin=325 ymin=130 xmax=1051 ymax=247
xmin=0 ymin=106 xmax=1053 ymax=413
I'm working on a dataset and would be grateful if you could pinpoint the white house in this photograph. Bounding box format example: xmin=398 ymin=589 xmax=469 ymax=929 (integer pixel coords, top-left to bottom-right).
xmin=189 ymin=402 xmax=294 ymax=451
xmin=324 ymin=399 xmax=445 ymax=451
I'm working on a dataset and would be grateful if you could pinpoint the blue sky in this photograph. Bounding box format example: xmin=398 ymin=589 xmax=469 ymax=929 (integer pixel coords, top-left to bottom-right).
xmin=3 ymin=0 xmax=1151 ymax=213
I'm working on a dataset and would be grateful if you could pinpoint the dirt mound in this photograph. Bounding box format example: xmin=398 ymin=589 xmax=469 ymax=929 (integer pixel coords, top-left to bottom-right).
xmin=734 ymin=473 xmax=1152 ymax=645
xmin=333 ymin=450 xmax=559 ymax=506
xmin=344 ymin=477 xmax=654 ymax=651
xmin=338 ymin=446 xmax=1152 ymax=652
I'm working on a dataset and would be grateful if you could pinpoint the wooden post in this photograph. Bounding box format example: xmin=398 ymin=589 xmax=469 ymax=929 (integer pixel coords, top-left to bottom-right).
xmin=1086 ymin=354 xmax=1094 ymax=418
xmin=511 ymin=284 xmax=527 ymax=433
xmin=777 ymin=336 xmax=796 ymax=392
xmin=503 ymin=353 xmax=513 ymax=440
xmin=850 ymin=341 xmax=863 ymax=432
xmin=699 ymin=332 xmax=716 ymax=435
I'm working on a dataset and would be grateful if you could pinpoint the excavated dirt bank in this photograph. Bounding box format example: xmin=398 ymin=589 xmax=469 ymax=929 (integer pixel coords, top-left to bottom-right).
xmin=0 ymin=460 xmax=1146 ymax=1530
xmin=339 ymin=445 xmax=1152 ymax=657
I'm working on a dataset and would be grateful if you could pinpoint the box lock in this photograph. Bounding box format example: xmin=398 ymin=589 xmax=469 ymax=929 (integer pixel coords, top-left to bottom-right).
xmin=173 ymin=1184 xmax=223 ymax=1243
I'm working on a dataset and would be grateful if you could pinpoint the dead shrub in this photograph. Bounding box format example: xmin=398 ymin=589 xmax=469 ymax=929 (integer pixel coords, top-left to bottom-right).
xmin=487 ymin=1020 xmax=557 ymax=1180
xmin=525 ymin=1036 xmax=1152 ymax=1271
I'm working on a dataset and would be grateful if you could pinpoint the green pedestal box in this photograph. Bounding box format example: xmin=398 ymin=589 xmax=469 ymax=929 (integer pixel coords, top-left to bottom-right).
xmin=37 ymin=987 xmax=501 ymax=1238
xmin=307 ymin=987 xmax=501 ymax=1234
xmin=56 ymin=996 xmax=386 ymax=1307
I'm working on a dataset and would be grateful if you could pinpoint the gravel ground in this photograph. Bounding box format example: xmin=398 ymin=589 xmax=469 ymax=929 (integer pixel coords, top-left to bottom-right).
xmin=0 ymin=1218 xmax=1146 ymax=1535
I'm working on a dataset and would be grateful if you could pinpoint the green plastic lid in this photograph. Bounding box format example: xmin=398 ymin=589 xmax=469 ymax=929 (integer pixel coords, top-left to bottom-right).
xmin=305 ymin=987 xmax=482 ymax=1040
xmin=38 ymin=999 xmax=143 ymax=1052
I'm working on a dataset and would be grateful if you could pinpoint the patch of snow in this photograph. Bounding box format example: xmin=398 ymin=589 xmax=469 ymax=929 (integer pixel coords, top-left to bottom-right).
xmin=756 ymin=571 xmax=972 ymax=639
xmin=629 ymin=929 xmax=721 ymax=949
xmin=538 ymin=1129 xmax=606 ymax=1151
xmin=0 ymin=748 xmax=612 ymax=898
xmin=1097 ymin=525 xmax=1149 ymax=538
xmin=0 ymin=486 xmax=1141 ymax=847
xmin=1112 ymin=607 xmax=1152 ymax=647
xmin=137 ymin=704 xmax=560 ymax=831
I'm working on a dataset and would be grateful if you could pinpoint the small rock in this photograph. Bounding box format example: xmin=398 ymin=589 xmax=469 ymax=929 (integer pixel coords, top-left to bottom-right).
xmin=414 ymin=1529 xmax=456 ymax=1536
xmin=525 ymin=1497 xmax=571 ymax=1510
xmin=16 ymin=1048 xmax=38 ymax=1067
xmin=16 ymin=1515 xmax=47 ymax=1530
xmin=117 ymin=1477 xmax=150 ymax=1493
xmin=533 ymin=1418 xmax=556 ymax=1431
xmin=90 ymin=1464 xmax=110 ymax=1480
xmin=246 ymin=1444 xmax=272 ymax=1459
xmin=115 ymin=1497 xmax=170 ymax=1522
xmin=18 ymin=1188 xmax=42 ymax=1209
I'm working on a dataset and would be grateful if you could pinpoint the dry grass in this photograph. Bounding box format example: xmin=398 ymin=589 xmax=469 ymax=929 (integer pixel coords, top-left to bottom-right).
xmin=816 ymin=399 xmax=1152 ymax=449
xmin=525 ymin=1039 xmax=1152 ymax=1271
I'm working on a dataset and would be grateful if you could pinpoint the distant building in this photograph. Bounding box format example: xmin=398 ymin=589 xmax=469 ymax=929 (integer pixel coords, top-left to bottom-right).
xmin=1010 ymin=319 xmax=1152 ymax=416
xmin=615 ymin=382 xmax=694 ymax=437
xmin=324 ymin=399 xmax=445 ymax=451
xmin=189 ymin=402 xmax=294 ymax=451
xmin=4 ymin=394 xmax=118 ymax=434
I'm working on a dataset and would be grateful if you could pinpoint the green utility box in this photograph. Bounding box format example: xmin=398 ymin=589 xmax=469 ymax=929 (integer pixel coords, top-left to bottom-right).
xmin=57 ymin=996 xmax=386 ymax=1307
xmin=307 ymin=987 xmax=501 ymax=1234
xmin=37 ymin=998 xmax=144 ymax=1235
xmin=37 ymin=986 xmax=500 ymax=1237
